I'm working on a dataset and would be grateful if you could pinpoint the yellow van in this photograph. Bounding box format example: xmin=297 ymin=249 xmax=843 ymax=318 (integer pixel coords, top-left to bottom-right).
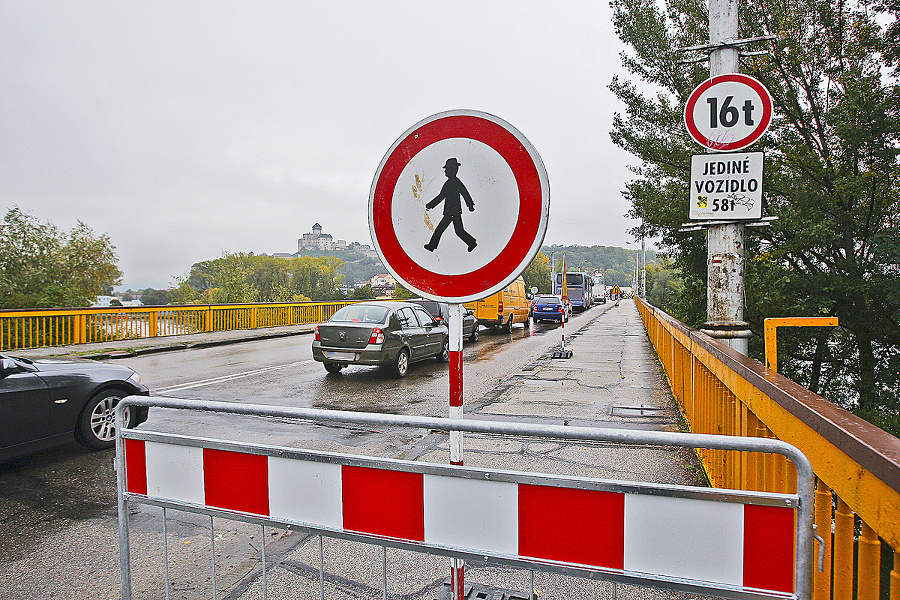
xmin=465 ymin=276 xmax=531 ymax=332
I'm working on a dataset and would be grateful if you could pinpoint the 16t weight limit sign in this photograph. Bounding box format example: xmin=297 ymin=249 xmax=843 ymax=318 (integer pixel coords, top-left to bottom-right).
xmin=685 ymin=74 xmax=772 ymax=152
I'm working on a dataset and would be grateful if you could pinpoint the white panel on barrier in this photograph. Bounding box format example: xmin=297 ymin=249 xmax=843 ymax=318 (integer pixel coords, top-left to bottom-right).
xmin=268 ymin=458 xmax=343 ymax=529
xmin=624 ymin=494 xmax=744 ymax=585
xmin=423 ymin=474 xmax=518 ymax=556
xmin=144 ymin=441 xmax=205 ymax=506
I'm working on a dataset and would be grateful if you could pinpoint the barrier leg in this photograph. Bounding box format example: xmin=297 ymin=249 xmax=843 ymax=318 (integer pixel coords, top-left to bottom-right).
xmin=163 ymin=508 xmax=171 ymax=600
xmin=261 ymin=525 xmax=267 ymax=600
xmin=210 ymin=516 xmax=217 ymax=599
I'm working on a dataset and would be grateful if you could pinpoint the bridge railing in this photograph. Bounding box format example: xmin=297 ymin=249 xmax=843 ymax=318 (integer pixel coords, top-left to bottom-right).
xmin=0 ymin=301 xmax=353 ymax=351
xmin=635 ymin=297 xmax=900 ymax=600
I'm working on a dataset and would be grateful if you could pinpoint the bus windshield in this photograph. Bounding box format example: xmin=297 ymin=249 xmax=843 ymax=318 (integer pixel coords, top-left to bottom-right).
xmin=556 ymin=273 xmax=587 ymax=286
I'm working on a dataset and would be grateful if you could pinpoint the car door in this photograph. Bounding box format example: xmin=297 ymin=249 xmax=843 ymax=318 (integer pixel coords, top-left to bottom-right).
xmin=0 ymin=359 xmax=51 ymax=452
xmin=413 ymin=306 xmax=442 ymax=357
xmin=396 ymin=307 xmax=427 ymax=360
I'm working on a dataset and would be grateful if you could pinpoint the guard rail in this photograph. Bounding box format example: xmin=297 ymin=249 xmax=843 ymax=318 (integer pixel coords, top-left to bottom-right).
xmin=0 ymin=301 xmax=353 ymax=351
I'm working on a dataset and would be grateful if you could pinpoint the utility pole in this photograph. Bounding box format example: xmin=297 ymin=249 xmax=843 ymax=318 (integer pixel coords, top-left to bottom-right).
xmin=701 ymin=0 xmax=752 ymax=355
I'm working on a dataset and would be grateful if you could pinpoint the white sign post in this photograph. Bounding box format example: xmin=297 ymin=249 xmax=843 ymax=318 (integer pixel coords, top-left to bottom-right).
xmin=689 ymin=151 xmax=764 ymax=220
xmin=369 ymin=109 xmax=549 ymax=600
xmin=684 ymin=73 xmax=772 ymax=152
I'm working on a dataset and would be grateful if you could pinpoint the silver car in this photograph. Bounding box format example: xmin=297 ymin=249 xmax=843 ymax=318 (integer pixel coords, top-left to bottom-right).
xmin=312 ymin=302 xmax=449 ymax=377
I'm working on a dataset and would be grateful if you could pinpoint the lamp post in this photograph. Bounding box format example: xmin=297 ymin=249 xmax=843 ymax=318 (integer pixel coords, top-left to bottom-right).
xmin=625 ymin=238 xmax=646 ymax=298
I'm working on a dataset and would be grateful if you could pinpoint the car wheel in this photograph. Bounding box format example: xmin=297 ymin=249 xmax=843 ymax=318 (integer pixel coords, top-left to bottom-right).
xmin=324 ymin=362 xmax=343 ymax=373
xmin=77 ymin=389 xmax=131 ymax=450
xmin=501 ymin=315 xmax=512 ymax=333
xmin=469 ymin=327 xmax=479 ymax=343
xmin=436 ymin=341 xmax=450 ymax=361
xmin=392 ymin=348 xmax=410 ymax=378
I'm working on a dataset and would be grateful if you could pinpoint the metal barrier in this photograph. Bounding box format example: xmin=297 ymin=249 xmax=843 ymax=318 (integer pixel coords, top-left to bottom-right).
xmin=0 ymin=301 xmax=352 ymax=351
xmin=635 ymin=297 xmax=900 ymax=600
xmin=116 ymin=396 xmax=814 ymax=600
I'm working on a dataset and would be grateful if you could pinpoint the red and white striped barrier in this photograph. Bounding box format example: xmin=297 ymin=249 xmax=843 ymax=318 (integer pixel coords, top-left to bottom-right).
xmin=124 ymin=437 xmax=796 ymax=596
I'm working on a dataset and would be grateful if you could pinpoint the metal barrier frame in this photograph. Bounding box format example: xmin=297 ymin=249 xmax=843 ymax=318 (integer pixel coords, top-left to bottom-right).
xmin=116 ymin=396 xmax=815 ymax=600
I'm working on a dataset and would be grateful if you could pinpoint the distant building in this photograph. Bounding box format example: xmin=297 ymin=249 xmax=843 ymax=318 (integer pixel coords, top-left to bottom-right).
xmin=369 ymin=273 xmax=396 ymax=297
xmin=348 ymin=241 xmax=378 ymax=258
xmin=299 ymin=223 xmax=347 ymax=252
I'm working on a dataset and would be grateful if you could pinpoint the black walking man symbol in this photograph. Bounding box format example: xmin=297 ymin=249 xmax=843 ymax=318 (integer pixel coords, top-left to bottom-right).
xmin=424 ymin=158 xmax=477 ymax=253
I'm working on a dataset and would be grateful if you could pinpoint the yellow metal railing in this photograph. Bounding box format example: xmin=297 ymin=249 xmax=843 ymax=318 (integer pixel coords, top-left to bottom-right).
xmin=0 ymin=301 xmax=353 ymax=351
xmin=636 ymin=297 xmax=900 ymax=600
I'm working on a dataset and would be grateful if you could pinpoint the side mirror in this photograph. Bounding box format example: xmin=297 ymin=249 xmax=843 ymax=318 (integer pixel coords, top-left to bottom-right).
xmin=0 ymin=358 xmax=19 ymax=375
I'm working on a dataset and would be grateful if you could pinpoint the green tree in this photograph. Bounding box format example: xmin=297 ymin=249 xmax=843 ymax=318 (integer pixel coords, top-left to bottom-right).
xmin=140 ymin=288 xmax=170 ymax=306
xmin=350 ymin=284 xmax=375 ymax=300
xmin=0 ymin=207 xmax=122 ymax=308
xmin=610 ymin=0 xmax=900 ymax=431
xmin=522 ymin=252 xmax=551 ymax=293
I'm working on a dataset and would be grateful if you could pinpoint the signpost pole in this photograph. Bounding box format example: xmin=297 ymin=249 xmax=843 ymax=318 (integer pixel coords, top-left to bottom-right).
xmin=703 ymin=0 xmax=752 ymax=355
xmin=448 ymin=303 xmax=465 ymax=599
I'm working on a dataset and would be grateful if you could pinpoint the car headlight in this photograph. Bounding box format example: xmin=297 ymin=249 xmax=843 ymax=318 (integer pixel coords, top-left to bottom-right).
xmin=128 ymin=371 xmax=142 ymax=385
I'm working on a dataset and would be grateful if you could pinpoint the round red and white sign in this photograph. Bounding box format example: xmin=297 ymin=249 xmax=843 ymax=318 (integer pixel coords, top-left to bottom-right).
xmin=684 ymin=74 xmax=772 ymax=152
xmin=369 ymin=110 xmax=549 ymax=303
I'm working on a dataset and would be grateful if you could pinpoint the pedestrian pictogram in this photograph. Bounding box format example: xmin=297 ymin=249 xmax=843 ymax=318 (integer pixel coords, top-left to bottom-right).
xmin=424 ymin=158 xmax=477 ymax=253
xmin=684 ymin=74 xmax=772 ymax=152
xmin=369 ymin=109 xmax=549 ymax=304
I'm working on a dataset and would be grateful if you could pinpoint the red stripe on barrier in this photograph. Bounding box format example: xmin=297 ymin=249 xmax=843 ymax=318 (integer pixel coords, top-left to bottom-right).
xmin=743 ymin=504 xmax=794 ymax=593
xmin=518 ymin=484 xmax=625 ymax=569
xmin=124 ymin=438 xmax=147 ymax=495
xmin=203 ymin=449 xmax=270 ymax=516
xmin=342 ymin=466 xmax=424 ymax=542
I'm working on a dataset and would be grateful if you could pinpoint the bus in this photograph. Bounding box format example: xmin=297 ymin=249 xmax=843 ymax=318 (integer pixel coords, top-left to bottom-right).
xmin=554 ymin=272 xmax=593 ymax=311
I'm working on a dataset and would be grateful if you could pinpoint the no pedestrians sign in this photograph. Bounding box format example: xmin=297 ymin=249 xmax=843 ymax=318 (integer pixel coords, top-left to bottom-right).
xmin=369 ymin=110 xmax=550 ymax=303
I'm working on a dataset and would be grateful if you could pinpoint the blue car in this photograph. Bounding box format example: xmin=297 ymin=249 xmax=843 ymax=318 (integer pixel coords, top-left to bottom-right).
xmin=531 ymin=294 xmax=569 ymax=323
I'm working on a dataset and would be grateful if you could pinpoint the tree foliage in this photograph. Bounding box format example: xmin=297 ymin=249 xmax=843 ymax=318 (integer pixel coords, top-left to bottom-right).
xmin=0 ymin=208 xmax=122 ymax=308
xmin=610 ymin=0 xmax=900 ymax=432
xmin=176 ymin=253 xmax=344 ymax=304
xmin=522 ymin=252 xmax=551 ymax=293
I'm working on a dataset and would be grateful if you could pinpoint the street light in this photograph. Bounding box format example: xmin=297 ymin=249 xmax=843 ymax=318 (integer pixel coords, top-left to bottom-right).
xmin=625 ymin=238 xmax=646 ymax=298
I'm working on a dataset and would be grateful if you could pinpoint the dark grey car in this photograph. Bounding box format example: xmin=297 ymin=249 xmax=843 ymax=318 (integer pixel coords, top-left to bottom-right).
xmin=407 ymin=298 xmax=479 ymax=343
xmin=312 ymin=301 xmax=449 ymax=377
xmin=0 ymin=354 xmax=150 ymax=462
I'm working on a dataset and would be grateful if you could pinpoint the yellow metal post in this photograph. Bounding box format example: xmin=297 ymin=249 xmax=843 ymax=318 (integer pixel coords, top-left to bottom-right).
xmin=834 ymin=498 xmax=854 ymax=600
xmin=764 ymin=317 xmax=839 ymax=373
xmin=858 ymin=521 xmax=881 ymax=600
xmin=813 ymin=479 xmax=833 ymax=600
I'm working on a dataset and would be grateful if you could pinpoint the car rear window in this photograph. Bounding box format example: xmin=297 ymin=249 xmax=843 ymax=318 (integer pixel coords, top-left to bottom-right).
xmin=537 ymin=296 xmax=561 ymax=304
xmin=330 ymin=305 xmax=389 ymax=324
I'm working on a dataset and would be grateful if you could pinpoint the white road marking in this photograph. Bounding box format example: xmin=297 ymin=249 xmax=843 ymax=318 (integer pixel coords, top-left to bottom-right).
xmin=155 ymin=361 xmax=313 ymax=393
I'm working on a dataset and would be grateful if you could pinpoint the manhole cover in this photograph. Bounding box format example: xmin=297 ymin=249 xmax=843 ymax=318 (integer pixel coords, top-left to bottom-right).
xmin=609 ymin=404 xmax=668 ymax=418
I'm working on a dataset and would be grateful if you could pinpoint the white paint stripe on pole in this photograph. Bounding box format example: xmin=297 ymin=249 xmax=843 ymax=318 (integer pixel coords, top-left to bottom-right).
xmin=144 ymin=441 xmax=205 ymax=505
xmin=624 ymin=494 xmax=744 ymax=585
xmin=268 ymin=457 xmax=343 ymax=529
xmin=423 ymin=474 xmax=518 ymax=555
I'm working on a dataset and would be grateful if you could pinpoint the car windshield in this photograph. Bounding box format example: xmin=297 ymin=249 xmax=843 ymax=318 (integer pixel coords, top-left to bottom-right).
xmin=537 ymin=296 xmax=561 ymax=304
xmin=329 ymin=305 xmax=389 ymax=324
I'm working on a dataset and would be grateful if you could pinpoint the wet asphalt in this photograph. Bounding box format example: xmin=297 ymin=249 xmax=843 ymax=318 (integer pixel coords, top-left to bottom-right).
xmin=1 ymin=300 xmax=707 ymax=600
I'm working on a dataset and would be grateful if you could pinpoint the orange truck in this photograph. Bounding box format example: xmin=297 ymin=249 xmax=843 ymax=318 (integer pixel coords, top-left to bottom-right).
xmin=464 ymin=276 xmax=531 ymax=332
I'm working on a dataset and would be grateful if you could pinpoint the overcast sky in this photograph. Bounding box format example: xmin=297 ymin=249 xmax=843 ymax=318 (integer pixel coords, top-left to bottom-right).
xmin=1 ymin=1 xmax=641 ymax=290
